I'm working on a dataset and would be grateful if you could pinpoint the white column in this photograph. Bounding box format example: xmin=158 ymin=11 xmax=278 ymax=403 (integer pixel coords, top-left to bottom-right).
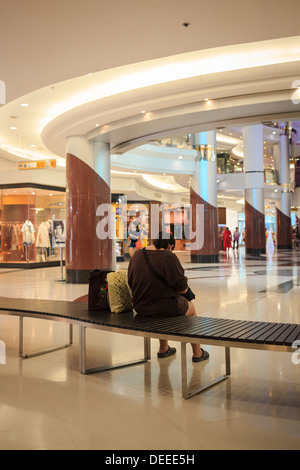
xmin=243 ymin=124 xmax=265 ymax=255
xmin=95 ymin=141 xmax=111 ymax=187
xmin=243 ymin=124 xmax=265 ymax=213
xmin=280 ymin=122 xmax=292 ymax=217
xmin=275 ymin=123 xmax=292 ymax=249
xmin=191 ymin=131 xmax=217 ymax=208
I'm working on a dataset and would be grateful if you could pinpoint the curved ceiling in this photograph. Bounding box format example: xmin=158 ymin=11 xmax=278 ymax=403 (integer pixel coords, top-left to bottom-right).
xmin=1 ymin=1 xmax=300 ymax=170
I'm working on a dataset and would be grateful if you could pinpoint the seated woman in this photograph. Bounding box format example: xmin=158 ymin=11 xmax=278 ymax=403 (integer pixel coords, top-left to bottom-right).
xmin=127 ymin=232 xmax=209 ymax=362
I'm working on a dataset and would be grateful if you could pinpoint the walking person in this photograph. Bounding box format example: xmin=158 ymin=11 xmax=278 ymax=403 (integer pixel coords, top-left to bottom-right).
xmin=233 ymin=227 xmax=240 ymax=250
xmin=223 ymin=227 xmax=232 ymax=254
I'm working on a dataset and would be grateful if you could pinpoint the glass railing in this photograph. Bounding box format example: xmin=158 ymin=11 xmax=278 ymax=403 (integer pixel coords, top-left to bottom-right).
xmin=154 ymin=139 xmax=279 ymax=184
xmin=264 ymin=169 xmax=279 ymax=185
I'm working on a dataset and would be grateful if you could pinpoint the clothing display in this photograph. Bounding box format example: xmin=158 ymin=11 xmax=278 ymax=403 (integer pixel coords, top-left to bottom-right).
xmin=0 ymin=222 xmax=23 ymax=251
xmin=21 ymin=220 xmax=35 ymax=246
xmin=36 ymin=221 xmax=50 ymax=248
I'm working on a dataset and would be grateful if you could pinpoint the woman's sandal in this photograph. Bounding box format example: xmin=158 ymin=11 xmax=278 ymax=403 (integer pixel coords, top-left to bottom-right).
xmin=192 ymin=348 xmax=210 ymax=363
xmin=157 ymin=346 xmax=177 ymax=358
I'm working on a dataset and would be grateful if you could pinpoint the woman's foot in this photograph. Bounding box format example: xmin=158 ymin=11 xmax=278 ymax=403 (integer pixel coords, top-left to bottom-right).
xmin=157 ymin=346 xmax=177 ymax=358
xmin=192 ymin=348 xmax=209 ymax=363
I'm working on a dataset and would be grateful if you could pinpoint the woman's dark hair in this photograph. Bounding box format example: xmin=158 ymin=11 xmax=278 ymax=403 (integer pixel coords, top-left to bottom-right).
xmin=153 ymin=231 xmax=175 ymax=250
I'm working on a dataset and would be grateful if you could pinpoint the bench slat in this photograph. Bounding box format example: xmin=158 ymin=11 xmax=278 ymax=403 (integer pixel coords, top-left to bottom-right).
xmin=282 ymin=324 xmax=300 ymax=346
xmin=242 ymin=323 xmax=285 ymax=342
xmin=263 ymin=324 xmax=297 ymax=345
xmin=220 ymin=322 xmax=263 ymax=339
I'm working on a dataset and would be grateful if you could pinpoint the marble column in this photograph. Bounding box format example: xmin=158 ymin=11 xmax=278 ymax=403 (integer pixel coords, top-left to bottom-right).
xmin=276 ymin=123 xmax=292 ymax=249
xmin=243 ymin=125 xmax=266 ymax=256
xmin=190 ymin=131 xmax=219 ymax=263
xmin=66 ymin=136 xmax=112 ymax=283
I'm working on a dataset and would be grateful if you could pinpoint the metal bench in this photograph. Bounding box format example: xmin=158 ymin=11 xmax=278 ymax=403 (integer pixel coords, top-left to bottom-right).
xmin=0 ymin=296 xmax=299 ymax=399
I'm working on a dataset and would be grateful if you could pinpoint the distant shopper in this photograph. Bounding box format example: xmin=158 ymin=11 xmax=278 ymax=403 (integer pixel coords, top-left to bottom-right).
xmin=233 ymin=227 xmax=240 ymax=250
xmin=127 ymin=217 xmax=140 ymax=257
xmin=223 ymin=227 xmax=232 ymax=252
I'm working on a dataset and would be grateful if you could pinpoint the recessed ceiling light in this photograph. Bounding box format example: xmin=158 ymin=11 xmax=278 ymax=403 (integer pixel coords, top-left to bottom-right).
xmin=177 ymin=155 xmax=183 ymax=160
xmin=20 ymin=103 xmax=29 ymax=107
xmin=10 ymin=126 xmax=17 ymax=130
xmin=141 ymin=110 xmax=146 ymax=114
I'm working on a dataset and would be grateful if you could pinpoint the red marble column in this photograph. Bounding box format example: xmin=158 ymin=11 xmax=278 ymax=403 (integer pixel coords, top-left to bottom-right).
xmin=276 ymin=124 xmax=292 ymax=250
xmin=245 ymin=200 xmax=265 ymax=255
xmin=190 ymin=188 xmax=219 ymax=262
xmin=66 ymin=152 xmax=112 ymax=283
xmin=190 ymin=131 xmax=219 ymax=263
xmin=276 ymin=207 xmax=292 ymax=249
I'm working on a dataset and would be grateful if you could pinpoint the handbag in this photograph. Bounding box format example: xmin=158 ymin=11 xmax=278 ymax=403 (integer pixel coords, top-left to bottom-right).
xmin=107 ymin=270 xmax=133 ymax=313
xmin=141 ymin=248 xmax=195 ymax=300
xmin=88 ymin=269 xmax=112 ymax=310
xmin=135 ymin=238 xmax=142 ymax=250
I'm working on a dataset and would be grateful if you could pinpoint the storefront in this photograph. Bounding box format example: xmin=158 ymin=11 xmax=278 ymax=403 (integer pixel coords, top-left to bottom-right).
xmin=0 ymin=184 xmax=65 ymax=267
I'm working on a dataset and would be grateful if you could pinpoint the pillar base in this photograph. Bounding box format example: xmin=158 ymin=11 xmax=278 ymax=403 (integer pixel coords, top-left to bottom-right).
xmin=66 ymin=269 xmax=91 ymax=284
xmin=191 ymin=254 xmax=219 ymax=263
xmin=246 ymin=248 xmax=266 ymax=257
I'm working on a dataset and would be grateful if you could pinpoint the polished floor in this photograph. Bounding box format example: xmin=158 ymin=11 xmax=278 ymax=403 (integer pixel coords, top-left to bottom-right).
xmin=0 ymin=247 xmax=299 ymax=450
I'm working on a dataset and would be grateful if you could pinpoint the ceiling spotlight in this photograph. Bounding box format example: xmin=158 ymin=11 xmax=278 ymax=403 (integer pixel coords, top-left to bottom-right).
xmin=177 ymin=155 xmax=183 ymax=160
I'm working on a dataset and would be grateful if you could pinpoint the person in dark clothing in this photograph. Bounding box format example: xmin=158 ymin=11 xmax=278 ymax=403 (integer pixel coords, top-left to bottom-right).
xmin=127 ymin=232 xmax=209 ymax=362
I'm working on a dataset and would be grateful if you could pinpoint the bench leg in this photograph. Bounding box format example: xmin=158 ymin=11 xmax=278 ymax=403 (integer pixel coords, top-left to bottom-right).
xmin=181 ymin=343 xmax=231 ymax=399
xmin=19 ymin=316 xmax=73 ymax=359
xmin=79 ymin=325 xmax=151 ymax=374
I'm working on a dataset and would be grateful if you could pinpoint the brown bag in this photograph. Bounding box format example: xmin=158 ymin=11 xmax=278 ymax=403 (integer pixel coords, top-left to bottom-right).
xmin=88 ymin=269 xmax=113 ymax=310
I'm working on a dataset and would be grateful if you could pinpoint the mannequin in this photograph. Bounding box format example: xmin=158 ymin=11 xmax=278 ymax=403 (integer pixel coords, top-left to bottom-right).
xmin=36 ymin=221 xmax=50 ymax=261
xmin=21 ymin=220 xmax=35 ymax=261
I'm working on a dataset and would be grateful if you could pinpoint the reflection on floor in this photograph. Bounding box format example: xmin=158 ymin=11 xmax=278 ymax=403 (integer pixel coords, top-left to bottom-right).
xmin=0 ymin=248 xmax=299 ymax=450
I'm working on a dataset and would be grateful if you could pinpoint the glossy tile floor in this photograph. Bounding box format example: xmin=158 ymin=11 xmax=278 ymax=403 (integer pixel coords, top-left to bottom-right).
xmin=0 ymin=248 xmax=300 ymax=450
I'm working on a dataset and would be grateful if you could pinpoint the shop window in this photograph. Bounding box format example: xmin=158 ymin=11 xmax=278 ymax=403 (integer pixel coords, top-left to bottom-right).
xmin=0 ymin=185 xmax=65 ymax=266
